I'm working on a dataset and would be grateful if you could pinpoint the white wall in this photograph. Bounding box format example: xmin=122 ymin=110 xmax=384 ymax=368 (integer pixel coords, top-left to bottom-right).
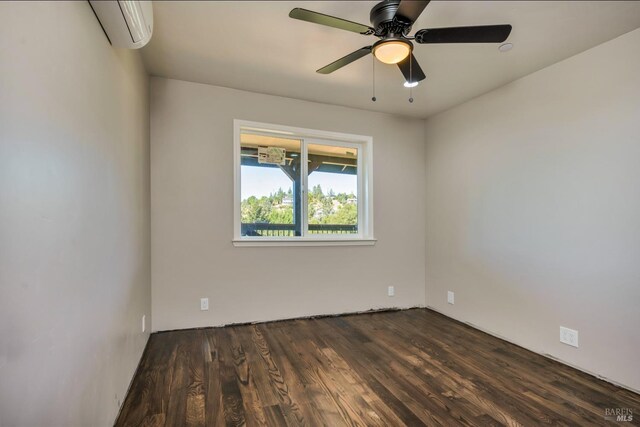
xmin=151 ymin=77 xmax=426 ymax=331
xmin=0 ymin=2 xmax=150 ymax=426
xmin=424 ymin=29 xmax=640 ymax=391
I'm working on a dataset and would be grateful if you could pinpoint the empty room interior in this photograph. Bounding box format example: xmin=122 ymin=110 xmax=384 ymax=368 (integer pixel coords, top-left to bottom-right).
xmin=2 ymin=1 xmax=640 ymax=426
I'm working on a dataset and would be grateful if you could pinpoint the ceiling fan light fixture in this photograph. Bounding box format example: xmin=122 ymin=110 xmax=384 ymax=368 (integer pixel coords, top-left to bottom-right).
xmin=499 ymin=42 xmax=513 ymax=52
xmin=404 ymin=80 xmax=419 ymax=88
xmin=373 ymin=40 xmax=412 ymax=65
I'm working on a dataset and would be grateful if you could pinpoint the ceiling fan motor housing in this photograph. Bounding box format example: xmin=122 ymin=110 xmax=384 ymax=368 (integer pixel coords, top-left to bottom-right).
xmin=370 ymin=0 xmax=412 ymax=37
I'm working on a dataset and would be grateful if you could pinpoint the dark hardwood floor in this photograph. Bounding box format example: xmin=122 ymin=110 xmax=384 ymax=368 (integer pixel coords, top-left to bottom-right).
xmin=115 ymin=309 xmax=639 ymax=426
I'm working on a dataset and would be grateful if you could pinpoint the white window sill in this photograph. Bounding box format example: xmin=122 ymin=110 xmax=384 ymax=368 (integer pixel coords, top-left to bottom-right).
xmin=233 ymin=238 xmax=377 ymax=247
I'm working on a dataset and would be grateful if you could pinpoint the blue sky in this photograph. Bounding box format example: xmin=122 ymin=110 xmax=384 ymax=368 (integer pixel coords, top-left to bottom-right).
xmin=241 ymin=166 xmax=357 ymax=200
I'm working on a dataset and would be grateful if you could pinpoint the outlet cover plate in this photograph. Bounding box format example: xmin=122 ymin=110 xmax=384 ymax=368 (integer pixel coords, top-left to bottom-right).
xmin=388 ymin=286 xmax=395 ymax=297
xmin=560 ymin=326 xmax=578 ymax=348
xmin=447 ymin=291 xmax=455 ymax=304
xmin=200 ymin=298 xmax=209 ymax=311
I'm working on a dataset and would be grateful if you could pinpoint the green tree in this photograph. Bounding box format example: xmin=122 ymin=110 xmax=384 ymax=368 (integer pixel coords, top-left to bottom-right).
xmin=269 ymin=206 xmax=293 ymax=224
xmin=241 ymin=195 xmax=272 ymax=223
xmin=311 ymin=185 xmax=324 ymax=200
xmin=242 ymin=186 xmax=356 ymax=226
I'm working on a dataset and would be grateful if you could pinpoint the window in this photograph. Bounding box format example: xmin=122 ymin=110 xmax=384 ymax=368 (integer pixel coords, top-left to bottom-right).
xmin=234 ymin=120 xmax=374 ymax=246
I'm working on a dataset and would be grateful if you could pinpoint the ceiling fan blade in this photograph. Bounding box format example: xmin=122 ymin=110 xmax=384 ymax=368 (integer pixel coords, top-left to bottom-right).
xmin=289 ymin=8 xmax=375 ymax=35
xmin=317 ymin=47 xmax=373 ymax=74
xmin=397 ymin=53 xmax=426 ymax=83
xmin=415 ymin=25 xmax=512 ymax=44
xmin=395 ymin=0 xmax=430 ymax=24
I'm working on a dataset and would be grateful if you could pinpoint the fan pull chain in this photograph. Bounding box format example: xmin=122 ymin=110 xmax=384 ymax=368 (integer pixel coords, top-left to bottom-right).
xmin=409 ymin=55 xmax=414 ymax=104
xmin=371 ymin=55 xmax=376 ymax=102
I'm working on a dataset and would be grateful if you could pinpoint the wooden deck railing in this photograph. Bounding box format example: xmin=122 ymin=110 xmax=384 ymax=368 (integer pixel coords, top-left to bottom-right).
xmin=241 ymin=223 xmax=357 ymax=236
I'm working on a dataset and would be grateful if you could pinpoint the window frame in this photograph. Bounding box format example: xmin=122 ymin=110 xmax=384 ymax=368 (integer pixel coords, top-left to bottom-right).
xmin=233 ymin=119 xmax=375 ymax=247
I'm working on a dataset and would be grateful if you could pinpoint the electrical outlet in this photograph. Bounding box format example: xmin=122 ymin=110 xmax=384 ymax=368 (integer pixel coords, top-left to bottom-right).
xmin=142 ymin=315 xmax=146 ymax=333
xmin=560 ymin=326 xmax=579 ymax=348
xmin=447 ymin=291 xmax=455 ymax=304
xmin=200 ymin=298 xmax=209 ymax=311
xmin=388 ymin=286 xmax=395 ymax=297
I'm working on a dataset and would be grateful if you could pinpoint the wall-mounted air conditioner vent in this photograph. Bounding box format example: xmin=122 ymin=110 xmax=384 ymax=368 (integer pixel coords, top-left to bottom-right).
xmin=89 ymin=1 xmax=153 ymax=49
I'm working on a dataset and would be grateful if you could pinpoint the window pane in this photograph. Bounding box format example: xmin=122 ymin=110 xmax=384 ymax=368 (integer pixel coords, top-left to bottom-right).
xmin=307 ymin=143 xmax=358 ymax=235
xmin=240 ymin=133 xmax=302 ymax=237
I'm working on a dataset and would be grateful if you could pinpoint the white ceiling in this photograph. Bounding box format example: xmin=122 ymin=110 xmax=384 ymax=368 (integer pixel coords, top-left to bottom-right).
xmin=141 ymin=1 xmax=640 ymax=118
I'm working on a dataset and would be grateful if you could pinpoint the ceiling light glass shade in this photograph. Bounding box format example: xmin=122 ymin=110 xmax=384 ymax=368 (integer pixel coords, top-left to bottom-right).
xmin=404 ymin=81 xmax=419 ymax=88
xmin=373 ymin=40 xmax=411 ymax=64
xmin=498 ymin=42 xmax=513 ymax=52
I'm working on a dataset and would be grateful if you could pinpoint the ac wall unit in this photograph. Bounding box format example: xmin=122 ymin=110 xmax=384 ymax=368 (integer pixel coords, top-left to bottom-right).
xmin=89 ymin=1 xmax=153 ymax=49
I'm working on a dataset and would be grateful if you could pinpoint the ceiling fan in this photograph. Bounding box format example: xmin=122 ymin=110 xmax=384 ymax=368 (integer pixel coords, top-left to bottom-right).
xmin=289 ymin=0 xmax=512 ymax=87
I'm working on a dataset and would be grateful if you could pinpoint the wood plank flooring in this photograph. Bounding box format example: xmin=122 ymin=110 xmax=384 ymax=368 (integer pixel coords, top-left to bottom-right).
xmin=115 ymin=309 xmax=640 ymax=426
